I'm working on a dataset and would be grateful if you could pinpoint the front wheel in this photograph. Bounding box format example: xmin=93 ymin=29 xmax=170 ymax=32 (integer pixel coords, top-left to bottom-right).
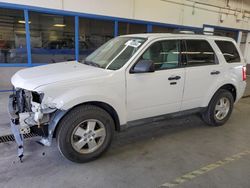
xmin=202 ymin=89 xmax=234 ymax=126
xmin=56 ymin=105 xmax=115 ymax=163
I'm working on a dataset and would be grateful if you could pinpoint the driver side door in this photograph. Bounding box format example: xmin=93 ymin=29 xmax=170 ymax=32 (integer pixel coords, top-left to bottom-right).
xmin=126 ymin=39 xmax=185 ymax=122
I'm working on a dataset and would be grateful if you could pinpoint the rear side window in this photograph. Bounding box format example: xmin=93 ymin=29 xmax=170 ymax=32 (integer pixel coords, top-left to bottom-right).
xmin=215 ymin=41 xmax=241 ymax=63
xmin=185 ymin=40 xmax=216 ymax=66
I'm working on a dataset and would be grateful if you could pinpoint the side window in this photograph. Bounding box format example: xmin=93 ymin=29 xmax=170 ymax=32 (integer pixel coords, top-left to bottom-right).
xmin=215 ymin=41 xmax=241 ymax=63
xmin=185 ymin=40 xmax=216 ymax=66
xmin=140 ymin=40 xmax=180 ymax=70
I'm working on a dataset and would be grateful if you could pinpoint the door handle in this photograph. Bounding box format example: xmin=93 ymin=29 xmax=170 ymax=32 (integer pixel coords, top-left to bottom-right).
xmin=210 ymin=71 xmax=220 ymax=75
xmin=168 ymin=76 xmax=181 ymax=81
xmin=170 ymin=82 xmax=177 ymax=85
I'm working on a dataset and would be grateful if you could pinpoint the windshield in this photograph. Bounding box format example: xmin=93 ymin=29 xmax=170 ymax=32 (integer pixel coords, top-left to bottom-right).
xmin=83 ymin=37 xmax=146 ymax=70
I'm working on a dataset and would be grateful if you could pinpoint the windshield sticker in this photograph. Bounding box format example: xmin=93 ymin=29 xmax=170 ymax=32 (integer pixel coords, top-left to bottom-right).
xmin=125 ymin=40 xmax=142 ymax=48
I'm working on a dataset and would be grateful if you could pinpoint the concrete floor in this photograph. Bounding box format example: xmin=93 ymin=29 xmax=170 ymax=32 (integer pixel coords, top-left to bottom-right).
xmin=245 ymin=76 xmax=250 ymax=96
xmin=0 ymin=80 xmax=250 ymax=188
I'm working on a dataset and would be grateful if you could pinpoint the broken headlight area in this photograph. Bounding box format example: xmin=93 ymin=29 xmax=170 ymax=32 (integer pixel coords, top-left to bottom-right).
xmin=12 ymin=89 xmax=56 ymax=130
xmin=8 ymin=88 xmax=58 ymax=161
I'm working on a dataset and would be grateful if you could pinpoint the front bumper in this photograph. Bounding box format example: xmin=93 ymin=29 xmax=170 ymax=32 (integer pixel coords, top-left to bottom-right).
xmin=7 ymin=90 xmax=66 ymax=161
xmin=8 ymin=92 xmax=54 ymax=161
xmin=8 ymin=94 xmax=31 ymax=134
xmin=8 ymin=94 xmax=25 ymax=161
xmin=8 ymin=94 xmax=19 ymax=124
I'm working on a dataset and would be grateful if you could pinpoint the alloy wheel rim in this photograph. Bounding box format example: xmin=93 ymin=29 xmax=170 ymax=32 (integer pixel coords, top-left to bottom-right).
xmin=71 ymin=119 xmax=106 ymax=154
xmin=214 ymin=97 xmax=230 ymax=121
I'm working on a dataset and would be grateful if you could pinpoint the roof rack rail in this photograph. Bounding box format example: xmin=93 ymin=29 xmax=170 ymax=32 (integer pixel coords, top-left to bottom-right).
xmin=178 ymin=30 xmax=195 ymax=34
xmin=172 ymin=30 xmax=199 ymax=34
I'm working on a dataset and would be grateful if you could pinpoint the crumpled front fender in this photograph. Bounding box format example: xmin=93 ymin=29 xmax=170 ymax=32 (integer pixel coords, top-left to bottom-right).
xmin=45 ymin=109 xmax=68 ymax=146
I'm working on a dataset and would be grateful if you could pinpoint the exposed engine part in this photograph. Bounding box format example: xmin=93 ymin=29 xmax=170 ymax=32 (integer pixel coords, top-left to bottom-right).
xmin=9 ymin=88 xmax=60 ymax=162
xmin=19 ymin=113 xmax=31 ymax=134
xmin=24 ymin=113 xmax=50 ymax=126
xmin=15 ymin=89 xmax=32 ymax=113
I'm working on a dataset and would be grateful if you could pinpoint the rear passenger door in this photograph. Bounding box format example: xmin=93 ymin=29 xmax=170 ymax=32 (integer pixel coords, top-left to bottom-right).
xmin=181 ymin=39 xmax=223 ymax=110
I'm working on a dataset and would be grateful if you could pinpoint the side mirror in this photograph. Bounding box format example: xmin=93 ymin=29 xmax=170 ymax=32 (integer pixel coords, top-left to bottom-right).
xmin=130 ymin=60 xmax=155 ymax=73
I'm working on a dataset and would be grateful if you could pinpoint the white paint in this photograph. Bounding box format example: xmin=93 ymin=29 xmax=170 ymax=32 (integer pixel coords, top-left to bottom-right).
xmin=11 ymin=61 xmax=110 ymax=91
xmin=126 ymin=66 xmax=185 ymax=121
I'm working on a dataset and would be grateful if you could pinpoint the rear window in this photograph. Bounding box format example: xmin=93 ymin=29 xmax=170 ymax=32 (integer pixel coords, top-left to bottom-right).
xmin=215 ymin=41 xmax=241 ymax=63
xmin=185 ymin=40 xmax=216 ymax=66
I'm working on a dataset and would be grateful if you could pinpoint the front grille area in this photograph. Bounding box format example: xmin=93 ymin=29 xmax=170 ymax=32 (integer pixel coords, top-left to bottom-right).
xmin=0 ymin=133 xmax=38 ymax=143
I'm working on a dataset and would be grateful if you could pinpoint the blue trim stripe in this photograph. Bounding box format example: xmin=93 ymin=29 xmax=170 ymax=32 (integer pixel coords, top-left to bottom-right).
xmin=0 ymin=63 xmax=30 ymax=67
xmin=0 ymin=63 xmax=47 ymax=67
xmin=0 ymin=90 xmax=13 ymax=93
xmin=24 ymin=9 xmax=32 ymax=66
xmin=203 ymin=24 xmax=249 ymax=33
xmin=114 ymin=21 xmax=118 ymax=37
xmin=75 ymin=16 xmax=79 ymax=62
xmin=147 ymin=24 xmax=153 ymax=33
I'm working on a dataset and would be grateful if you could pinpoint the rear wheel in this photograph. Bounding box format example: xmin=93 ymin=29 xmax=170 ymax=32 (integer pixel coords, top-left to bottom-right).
xmin=202 ymin=89 xmax=234 ymax=126
xmin=56 ymin=105 xmax=115 ymax=163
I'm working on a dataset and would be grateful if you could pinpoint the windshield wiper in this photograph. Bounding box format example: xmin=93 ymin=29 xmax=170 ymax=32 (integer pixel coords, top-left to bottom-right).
xmin=83 ymin=60 xmax=101 ymax=68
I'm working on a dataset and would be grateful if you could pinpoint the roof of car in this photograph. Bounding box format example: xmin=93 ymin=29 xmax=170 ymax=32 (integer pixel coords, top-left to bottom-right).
xmin=120 ymin=33 xmax=235 ymax=42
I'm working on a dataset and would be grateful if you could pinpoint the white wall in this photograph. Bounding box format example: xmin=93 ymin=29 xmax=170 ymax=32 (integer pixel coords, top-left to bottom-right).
xmin=64 ymin=0 xmax=134 ymax=19
xmin=0 ymin=0 xmax=63 ymax=9
xmin=0 ymin=0 xmax=250 ymax=30
xmin=135 ymin=0 xmax=250 ymax=30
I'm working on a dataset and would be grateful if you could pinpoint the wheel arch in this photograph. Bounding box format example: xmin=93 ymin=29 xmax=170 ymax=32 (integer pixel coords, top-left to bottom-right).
xmin=201 ymin=84 xmax=236 ymax=126
xmin=218 ymin=84 xmax=237 ymax=101
xmin=82 ymin=101 xmax=121 ymax=131
xmin=52 ymin=101 xmax=121 ymax=138
xmin=202 ymin=83 xmax=237 ymax=108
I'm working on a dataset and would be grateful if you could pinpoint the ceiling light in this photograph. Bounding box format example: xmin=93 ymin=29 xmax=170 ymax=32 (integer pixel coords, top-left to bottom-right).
xmin=18 ymin=20 xmax=31 ymax=24
xmin=54 ymin=24 xmax=66 ymax=27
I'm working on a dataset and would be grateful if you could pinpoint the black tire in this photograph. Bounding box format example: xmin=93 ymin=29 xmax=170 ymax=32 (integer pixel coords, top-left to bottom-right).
xmin=56 ymin=105 xmax=115 ymax=163
xmin=202 ymin=89 xmax=234 ymax=126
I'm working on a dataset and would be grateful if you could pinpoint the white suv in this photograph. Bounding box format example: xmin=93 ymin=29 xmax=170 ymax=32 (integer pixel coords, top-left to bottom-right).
xmin=9 ymin=34 xmax=247 ymax=163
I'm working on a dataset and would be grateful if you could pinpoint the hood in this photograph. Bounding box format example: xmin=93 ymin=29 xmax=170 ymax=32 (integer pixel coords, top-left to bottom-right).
xmin=11 ymin=61 xmax=110 ymax=91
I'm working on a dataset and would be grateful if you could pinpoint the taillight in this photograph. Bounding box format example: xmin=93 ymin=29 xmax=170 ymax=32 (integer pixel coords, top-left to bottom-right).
xmin=242 ymin=66 xmax=247 ymax=81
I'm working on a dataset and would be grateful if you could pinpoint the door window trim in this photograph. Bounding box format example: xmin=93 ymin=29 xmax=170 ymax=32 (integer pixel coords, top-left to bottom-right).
xmin=129 ymin=39 xmax=185 ymax=73
xmin=182 ymin=39 xmax=219 ymax=67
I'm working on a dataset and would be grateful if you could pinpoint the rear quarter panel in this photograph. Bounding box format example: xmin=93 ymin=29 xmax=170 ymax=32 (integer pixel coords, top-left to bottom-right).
xmin=201 ymin=39 xmax=246 ymax=107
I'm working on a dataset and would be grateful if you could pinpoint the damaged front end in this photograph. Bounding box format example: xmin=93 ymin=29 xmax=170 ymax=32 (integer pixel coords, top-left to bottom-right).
xmin=8 ymin=88 xmax=62 ymax=161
